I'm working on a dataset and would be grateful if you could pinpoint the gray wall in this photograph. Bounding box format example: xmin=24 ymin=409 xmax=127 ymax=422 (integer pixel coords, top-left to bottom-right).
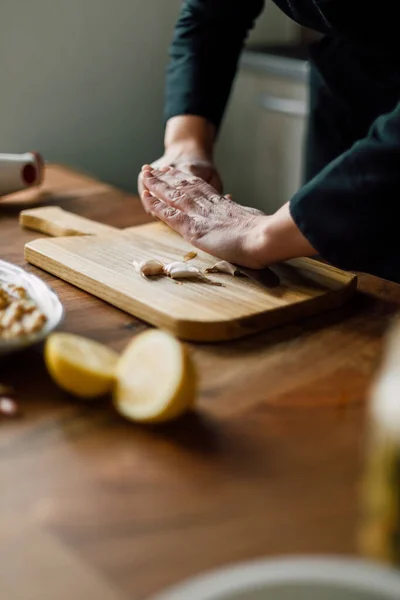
xmin=0 ymin=0 xmax=182 ymax=192
xmin=0 ymin=1 xmax=294 ymax=193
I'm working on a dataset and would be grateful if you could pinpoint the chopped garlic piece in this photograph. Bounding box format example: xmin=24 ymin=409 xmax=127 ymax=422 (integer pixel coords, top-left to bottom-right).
xmin=164 ymin=262 xmax=222 ymax=285
xmin=204 ymin=260 xmax=241 ymax=276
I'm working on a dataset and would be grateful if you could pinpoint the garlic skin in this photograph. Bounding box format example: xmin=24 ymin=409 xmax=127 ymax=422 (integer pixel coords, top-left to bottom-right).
xmin=204 ymin=260 xmax=240 ymax=276
xmin=183 ymin=251 xmax=197 ymax=262
xmin=133 ymin=259 xmax=165 ymax=278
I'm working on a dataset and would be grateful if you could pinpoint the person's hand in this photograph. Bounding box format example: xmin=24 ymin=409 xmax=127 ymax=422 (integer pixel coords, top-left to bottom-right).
xmin=138 ymin=150 xmax=223 ymax=200
xmin=155 ymin=152 xmax=223 ymax=192
xmin=141 ymin=165 xmax=270 ymax=268
xmin=140 ymin=166 xmax=317 ymax=269
xmin=138 ymin=115 xmax=222 ymax=201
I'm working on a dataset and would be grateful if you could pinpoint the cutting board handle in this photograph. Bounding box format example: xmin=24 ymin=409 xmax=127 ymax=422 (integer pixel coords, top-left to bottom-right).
xmin=19 ymin=206 xmax=117 ymax=237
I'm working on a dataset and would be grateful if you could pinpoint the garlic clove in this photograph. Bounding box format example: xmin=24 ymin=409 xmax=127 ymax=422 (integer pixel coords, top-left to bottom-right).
xmin=165 ymin=263 xmax=205 ymax=279
xmin=133 ymin=259 xmax=165 ymax=278
xmin=165 ymin=262 xmax=222 ymax=286
xmin=133 ymin=258 xmax=224 ymax=286
xmin=204 ymin=260 xmax=241 ymax=276
xmin=163 ymin=261 xmax=189 ymax=276
xmin=169 ymin=268 xmax=206 ymax=280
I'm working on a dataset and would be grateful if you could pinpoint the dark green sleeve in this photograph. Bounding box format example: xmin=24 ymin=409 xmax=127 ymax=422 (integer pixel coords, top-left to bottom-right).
xmin=164 ymin=0 xmax=265 ymax=131
xmin=290 ymin=102 xmax=400 ymax=282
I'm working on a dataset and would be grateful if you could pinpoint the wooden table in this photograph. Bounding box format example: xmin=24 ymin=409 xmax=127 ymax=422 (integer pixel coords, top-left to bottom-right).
xmin=1 ymin=165 xmax=399 ymax=599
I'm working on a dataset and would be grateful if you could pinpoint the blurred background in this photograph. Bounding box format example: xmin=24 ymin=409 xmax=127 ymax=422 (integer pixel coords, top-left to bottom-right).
xmin=0 ymin=1 xmax=318 ymax=210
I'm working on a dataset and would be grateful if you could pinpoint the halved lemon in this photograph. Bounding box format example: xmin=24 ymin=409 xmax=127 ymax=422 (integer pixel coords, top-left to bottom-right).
xmin=114 ymin=329 xmax=197 ymax=423
xmin=45 ymin=332 xmax=119 ymax=399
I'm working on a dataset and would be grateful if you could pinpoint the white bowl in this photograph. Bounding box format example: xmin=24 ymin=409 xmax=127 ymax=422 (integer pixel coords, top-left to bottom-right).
xmin=0 ymin=259 xmax=63 ymax=356
xmin=148 ymin=556 xmax=400 ymax=600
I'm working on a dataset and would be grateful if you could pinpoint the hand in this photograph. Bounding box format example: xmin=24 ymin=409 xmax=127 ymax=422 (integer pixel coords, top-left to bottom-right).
xmin=138 ymin=151 xmax=223 ymax=200
xmin=154 ymin=153 xmax=223 ymax=193
xmin=141 ymin=165 xmax=270 ymax=269
xmin=141 ymin=166 xmax=317 ymax=268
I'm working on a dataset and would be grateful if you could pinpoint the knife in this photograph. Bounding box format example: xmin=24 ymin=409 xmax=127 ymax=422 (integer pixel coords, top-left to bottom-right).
xmin=235 ymin=265 xmax=281 ymax=289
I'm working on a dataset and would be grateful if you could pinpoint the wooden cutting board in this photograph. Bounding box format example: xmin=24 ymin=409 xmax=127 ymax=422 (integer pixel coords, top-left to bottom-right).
xmin=21 ymin=207 xmax=357 ymax=342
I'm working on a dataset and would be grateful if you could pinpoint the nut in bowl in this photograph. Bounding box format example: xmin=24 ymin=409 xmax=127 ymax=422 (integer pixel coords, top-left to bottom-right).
xmin=0 ymin=260 xmax=63 ymax=356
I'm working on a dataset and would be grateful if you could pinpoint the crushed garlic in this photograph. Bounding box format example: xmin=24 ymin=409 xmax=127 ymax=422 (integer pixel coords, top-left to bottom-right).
xmin=0 ymin=283 xmax=47 ymax=339
xmin=133 ymin=255 xmax=223 ymax=286
xmin=204 ymin=260 xmax=241 ymax=276
xmin=164 ymin=262 xmax=222 ymax=285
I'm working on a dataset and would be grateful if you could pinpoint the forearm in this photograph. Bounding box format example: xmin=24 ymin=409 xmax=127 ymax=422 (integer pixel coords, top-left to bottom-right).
xmin=260 ymin=204 xmax=316 ymax=266
xmin=255 ymin=101 xmax=400 ymax=275
xmin=165 ymin=0 xmax=264 ymax=131
xmin=288 ymin=102 xmax=400 ymax=280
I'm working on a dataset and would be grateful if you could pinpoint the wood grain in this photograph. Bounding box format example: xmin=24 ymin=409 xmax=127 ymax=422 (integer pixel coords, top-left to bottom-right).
xmin=2 ymin=165 xmax=400 ymax=600
xmin=20 ymin=206 xmax=117 ymax=236
xmin=23 ymin=209 xmax=357 ymax=341
xmin=0 ymin=521 xmax=127 ymax=600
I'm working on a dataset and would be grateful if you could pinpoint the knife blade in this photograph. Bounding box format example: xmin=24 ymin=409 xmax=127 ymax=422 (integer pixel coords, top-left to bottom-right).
xmin=235 ymin=265 xmax=281 ymax=289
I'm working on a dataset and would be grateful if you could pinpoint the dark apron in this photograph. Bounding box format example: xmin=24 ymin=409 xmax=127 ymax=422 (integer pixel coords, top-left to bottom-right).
xmin=271 ymin=1 xmax=400 ymax=181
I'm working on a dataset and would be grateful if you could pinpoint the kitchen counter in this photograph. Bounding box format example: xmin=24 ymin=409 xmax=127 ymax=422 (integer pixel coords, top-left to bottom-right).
xmin=1 ymin=165 xmax=400 ymax=599
xmin=241 ymin=43 xmax=309 ymax=81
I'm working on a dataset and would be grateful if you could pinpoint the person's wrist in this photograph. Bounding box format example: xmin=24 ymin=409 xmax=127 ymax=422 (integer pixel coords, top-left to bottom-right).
xmin=164 ymin=115 xmax=216 ymax=160
xmin=163 ymin=140 xmax=213 ymax=164
xmin=254 ymin=203 xmax=316 ymax=268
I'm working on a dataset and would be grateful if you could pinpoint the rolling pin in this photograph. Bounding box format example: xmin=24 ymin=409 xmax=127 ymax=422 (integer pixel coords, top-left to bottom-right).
xmin=0 ymin=152 xmax=44 ymax=197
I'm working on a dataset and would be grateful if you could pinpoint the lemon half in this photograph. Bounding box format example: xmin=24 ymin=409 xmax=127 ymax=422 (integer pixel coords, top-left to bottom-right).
xmin=45 ymin=332 xmax=119 ymax=399
xmin=114 ymin=329 xmax=197 ymax=423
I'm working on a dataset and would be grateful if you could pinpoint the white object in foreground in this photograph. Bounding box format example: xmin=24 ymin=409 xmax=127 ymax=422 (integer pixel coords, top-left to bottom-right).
xmin=147 ymin=556 xmax=400 ymax=600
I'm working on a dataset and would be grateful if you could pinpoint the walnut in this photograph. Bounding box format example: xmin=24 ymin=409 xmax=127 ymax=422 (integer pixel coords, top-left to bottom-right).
xmin=0 ymin=282 xmax=47 ymax=339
